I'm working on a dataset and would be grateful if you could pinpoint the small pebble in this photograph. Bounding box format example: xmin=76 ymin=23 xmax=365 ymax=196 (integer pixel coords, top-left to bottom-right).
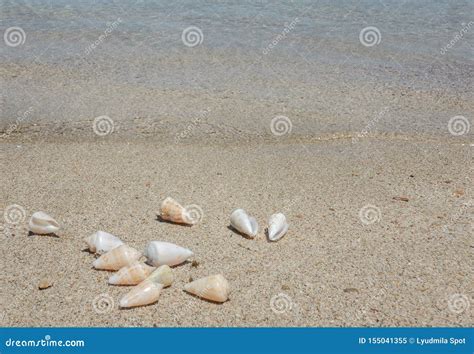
xmin=38 ymin=279 xmax=53 ymax=290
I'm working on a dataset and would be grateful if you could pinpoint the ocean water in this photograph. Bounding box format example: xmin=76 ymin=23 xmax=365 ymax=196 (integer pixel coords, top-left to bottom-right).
xmin=0 ymin=0 xmax=472 ymax=137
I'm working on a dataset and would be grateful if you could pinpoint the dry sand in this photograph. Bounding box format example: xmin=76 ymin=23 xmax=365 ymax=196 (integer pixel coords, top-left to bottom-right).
xmin=1 ymin=135 xmax=472 ymax=327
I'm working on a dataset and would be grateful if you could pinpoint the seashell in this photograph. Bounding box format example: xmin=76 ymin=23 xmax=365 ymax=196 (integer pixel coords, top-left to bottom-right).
xmin=230 ymin=208 xmax=258 ymax=238
xmin=28 ymin=211 xmax=60 ymax=235
xmin=108 ymin=262 xmax=155 ymax=285
xmin=144 ymin=241 xmax=193 ymax=267
xmin=93 ymin=245 xmax=141 ymax=271
xmin=85 ymin=230 xmax=123 ymax=254
xmin=267 ymin=213 xmax=288 ymax=241
xmin=184 ymin=274 xmax=230 ymax=303
xmin=119 ymin=280 xmax=164 ymax=308
xmin=119 ymin=265 xmax=173 ymax=308
xmin=158 ymin=197 xmax=195 ymax=225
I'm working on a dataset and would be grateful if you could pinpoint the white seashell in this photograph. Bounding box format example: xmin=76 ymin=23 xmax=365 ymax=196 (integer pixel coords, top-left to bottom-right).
xmin=119 ymin=281 xmax=164 ymax=308
xmin=28 ymin=211 xmax=60 ymax=235
xmin=108 ymin=262 xmax=155 ymax=285
xmin=119 ymin=265 xmax=173 ymax=308
xmin=159 ymin=197 xmax=195 ymax=225
xmin=267 ymin=213 xmax=288 ymax=241
xmin=184 ymin=274 xmax=230 ymax=303
xmin=144 ymin=241 xmax=193 ymax=267
xmin=230 ymin=209 xmax=258 ymax=238
xmin=85 ymin=231 xmax=123 ymax=254
xmin=93 ymin=245 xmax=142 ymax=271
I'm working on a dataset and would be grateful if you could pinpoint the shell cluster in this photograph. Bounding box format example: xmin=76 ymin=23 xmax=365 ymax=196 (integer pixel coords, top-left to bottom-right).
xmin=35 ymin=196 xmax=289 ymax=310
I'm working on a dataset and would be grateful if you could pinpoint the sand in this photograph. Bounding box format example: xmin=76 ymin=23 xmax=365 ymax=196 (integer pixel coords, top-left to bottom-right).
xmin=1 ymin=135 xmax=472 ymax=327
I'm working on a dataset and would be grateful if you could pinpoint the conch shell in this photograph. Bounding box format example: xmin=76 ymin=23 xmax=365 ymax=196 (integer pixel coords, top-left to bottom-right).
xmin=184 ymin=274 xmax=230 ymax=303
xmin=85 ymin=230 xmax=123 ymax=254
xmin=93 ymin=244 xmax=141 ymax=271
xmin=119 ymin=265 xmax=174 ymax=308
xmin=144 ymin=241 xmax=193 ymax=267
xmin=230 ymin=209 xmax=258 ymax=238
xmin=108 ymin=262 xmax=155 ymax=285
xmin=159 ymin=197 xmax=195 ymax=225
xmin=267 ymin=213 xmax=288 ymax=241
xmin=28 ymin=211 xmax=60 ymax=235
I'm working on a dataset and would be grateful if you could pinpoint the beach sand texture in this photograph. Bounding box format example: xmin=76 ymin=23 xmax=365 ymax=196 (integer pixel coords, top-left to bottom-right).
xmin=1 ymin=1 xmax=473 ymax=326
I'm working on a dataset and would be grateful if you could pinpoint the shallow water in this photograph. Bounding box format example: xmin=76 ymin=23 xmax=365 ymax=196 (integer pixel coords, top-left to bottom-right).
xmin=0 ymin=0 xmax=473 ymax=137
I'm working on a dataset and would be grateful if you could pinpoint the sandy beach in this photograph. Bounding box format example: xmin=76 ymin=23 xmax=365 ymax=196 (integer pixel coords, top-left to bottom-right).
xmin=1 ymin=135 xmax=472 ymax=327
xmin=1 ymin=0 xmax=473 ymax=327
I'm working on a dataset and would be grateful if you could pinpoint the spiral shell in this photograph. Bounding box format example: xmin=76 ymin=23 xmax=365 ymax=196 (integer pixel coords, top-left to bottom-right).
xmin=159 ymin=197 xmax=196 ymax=225
xmin=85 ymin=230 xmax=123 ymax=254
xmin=28 ymin=211 xmax=60 ymax=235
xmin=230 ymin=209 xmax=258 ymax=238
xmin=119 ymin=280 xmax=164 ymax=308
xmin=93 ymin=245 xmax=142 ymax=271
xmin=184 ymin=274 xmax=230 ymax=303
xmin=108 ymin=262 xmax=155 ymax=285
